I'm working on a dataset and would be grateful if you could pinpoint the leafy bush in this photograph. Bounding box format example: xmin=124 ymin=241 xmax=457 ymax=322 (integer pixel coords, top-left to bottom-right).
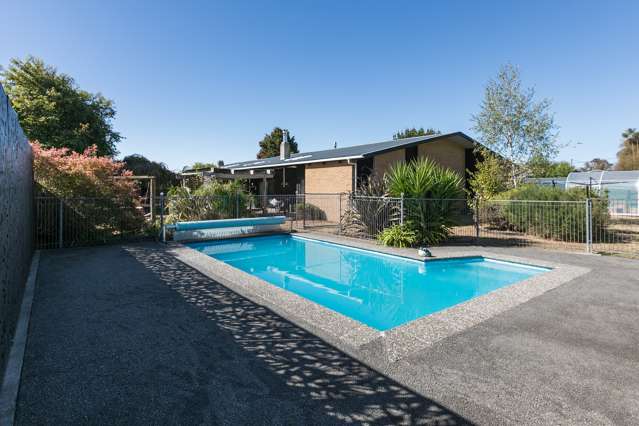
xmin=385 ymin=158 xmax=465 ymax=244
xmin=377 ymin=223 xmax=418 ymax=248
xmin=495 ymin=185 xmax=609 ymax=241
xmin=122 ymin=154 xmax=178 ymax=193
xmin=32 ymin=142 xmax=145 ymax=243
xmin=33 ymin=142 xmax=138 ymax=200
xmin=166 ymin=181 xmax=251 ymax=223
xmin=341 ymin=176 xmax=398 ymax=238
xmin=468 ymin=150 xmax=511 ymax=200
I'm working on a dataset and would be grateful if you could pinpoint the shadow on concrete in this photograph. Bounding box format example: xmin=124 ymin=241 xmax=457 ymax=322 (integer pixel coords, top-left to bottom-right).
xmin=123 ymin=244 xmax=472 ymax=425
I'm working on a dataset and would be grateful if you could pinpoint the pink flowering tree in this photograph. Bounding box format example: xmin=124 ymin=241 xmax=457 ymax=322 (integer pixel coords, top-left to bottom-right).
xmin=32 ymin=142 xmax=138 ymax=199
xmin=32 ymin=142 xmax=145 ymax=242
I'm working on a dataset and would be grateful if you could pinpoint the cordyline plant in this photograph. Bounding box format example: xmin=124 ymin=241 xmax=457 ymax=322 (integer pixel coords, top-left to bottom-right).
xmin=385 ymin=158 xmax=465 ymax=245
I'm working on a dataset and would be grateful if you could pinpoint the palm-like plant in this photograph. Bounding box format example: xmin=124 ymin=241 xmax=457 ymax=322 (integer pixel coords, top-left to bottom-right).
xmin=385 ymin=158 xmax=464 ymax=244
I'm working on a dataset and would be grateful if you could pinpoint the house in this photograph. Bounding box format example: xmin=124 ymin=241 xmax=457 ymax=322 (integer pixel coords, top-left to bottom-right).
xmin=224 ymin=131 xmax=481 ymax=196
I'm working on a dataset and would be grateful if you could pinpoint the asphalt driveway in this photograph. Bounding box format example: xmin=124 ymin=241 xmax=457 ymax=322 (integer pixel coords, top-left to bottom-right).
xmin=15 ymin=244 xmax=468 ymax=425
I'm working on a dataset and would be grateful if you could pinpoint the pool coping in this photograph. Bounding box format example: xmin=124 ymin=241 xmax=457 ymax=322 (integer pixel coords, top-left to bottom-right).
xmin=165 ymin=233 xmax=590 ymax=365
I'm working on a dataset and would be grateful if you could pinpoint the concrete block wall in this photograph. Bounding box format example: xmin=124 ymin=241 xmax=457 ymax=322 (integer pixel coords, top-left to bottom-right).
xmin=305 ymin=162 xmax=353 ymax=222
xmin=373 ymin=148 xmax=405 ymax=177
xmin=0 ymin=83 xmax=33 ymax=374
xmin=417 ymin=139 xmax=466 ymax=183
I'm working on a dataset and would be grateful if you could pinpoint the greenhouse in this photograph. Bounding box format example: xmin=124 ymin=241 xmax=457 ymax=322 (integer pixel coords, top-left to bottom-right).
xmin=566 ymin=170 xmax=639 ymax=216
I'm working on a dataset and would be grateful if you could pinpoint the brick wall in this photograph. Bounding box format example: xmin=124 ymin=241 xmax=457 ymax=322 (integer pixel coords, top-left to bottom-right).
xmin=305 ymin=161 xmax=353 ymax=193
xmin=304 ymin=162 xmax=353 ymax=222
xmin=368 ymin=139 xmax=467 ymax=184
xmin=418 ymin=139 xmax=466 ymax=182
xmin=373 ymin=148 xmax=405 ymax=177
xmin=0 ymin=83 xmax=33 ymax=375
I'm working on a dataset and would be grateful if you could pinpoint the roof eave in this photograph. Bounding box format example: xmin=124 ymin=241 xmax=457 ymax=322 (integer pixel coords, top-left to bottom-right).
xmin=361 ymin=132 xmax=478 ymax=158
xmin=229 ymin=154 xmax=365 ymax=171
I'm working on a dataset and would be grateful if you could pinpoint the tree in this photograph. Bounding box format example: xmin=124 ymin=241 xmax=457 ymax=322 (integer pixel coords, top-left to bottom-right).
xmin=32 ymin=142 xmax=144 ymax=242
xmin=182 ymin=160 xmax=225 ymax=171
xmin=1 ymin=56 xmax=121 ymax=156
xmin=548 ymin=161 xmax=574 ymax=177
xmin=582 ymin=158 xmax=613 ymax=171
xmin=122 ymin=154 xmax=178 ymax=192
xmin=393 ymin=127 xmax=440 ymax=140
xmin=472 ymin=64 xmax=558 ymax=185
xmin=616 ymin=128 xmax=639 ymax=170
xmin=256 ymin=127 xmax=298 ymax=159
xmin=468 ymin=150 xmax=510 ymax=199
xmin=32 ymin=142 xmax=136 ymax=199
xmin=527 ymin=154 xmax=573 ymax=177
xmin=187 ymin=162 xmax=215 ymax=170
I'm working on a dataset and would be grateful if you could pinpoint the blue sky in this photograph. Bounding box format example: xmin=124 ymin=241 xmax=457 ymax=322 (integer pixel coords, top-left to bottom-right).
xmin=2 ymin=0 xmax=638 ymax=170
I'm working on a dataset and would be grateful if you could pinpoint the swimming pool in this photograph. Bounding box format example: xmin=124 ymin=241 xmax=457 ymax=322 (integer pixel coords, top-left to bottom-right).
xmin=187 ymin=234 xmax=549 ymax=331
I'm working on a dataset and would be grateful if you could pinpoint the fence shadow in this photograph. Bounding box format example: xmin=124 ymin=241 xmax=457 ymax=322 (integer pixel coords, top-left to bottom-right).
xmin=124 ymin=244 xmax=472 ymax=425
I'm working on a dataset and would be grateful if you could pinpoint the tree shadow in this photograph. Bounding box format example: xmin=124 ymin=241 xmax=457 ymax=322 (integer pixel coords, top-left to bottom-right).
xmin=124 ymin=244 xmax=472 ymax=425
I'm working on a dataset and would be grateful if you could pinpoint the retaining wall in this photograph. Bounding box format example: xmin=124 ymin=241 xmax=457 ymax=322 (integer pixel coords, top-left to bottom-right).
xmin=0 ymin=83 xmax=33 ymax=375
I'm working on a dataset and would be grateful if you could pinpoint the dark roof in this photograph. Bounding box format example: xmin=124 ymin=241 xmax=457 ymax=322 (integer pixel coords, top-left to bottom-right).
xmin=226 ymin=131 xmax=477 ymax=170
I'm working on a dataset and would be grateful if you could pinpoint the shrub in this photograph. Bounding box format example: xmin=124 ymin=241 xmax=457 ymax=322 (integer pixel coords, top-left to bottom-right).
xmin=166 ymin=181 xmax=251 ymax=223
xmin=32 ymin=142 xmax=145 ymax=243
xmin=377 ymin=223 xmax=418 ymax=248
xmin=293 ymin=203 xmax=326 ymax=220
xmin=340 ymin=175 xmax=398 ymax=238
xmin=496 ymin=185 xmax=609 ymax=241
xmin=347 ymin=176 xmax=398 ymax=237
xmin=385 ymin=158 xmax=465 ymax=244
xmin=468 ymin=150 xmax=511 ymax=200
xmin=32 ymin=142 xmax=138 ymax=200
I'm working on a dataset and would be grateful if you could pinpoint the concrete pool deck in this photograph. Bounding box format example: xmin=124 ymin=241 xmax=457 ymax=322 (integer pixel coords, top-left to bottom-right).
xmin=14 ymin=240 xmax=639 ymax=424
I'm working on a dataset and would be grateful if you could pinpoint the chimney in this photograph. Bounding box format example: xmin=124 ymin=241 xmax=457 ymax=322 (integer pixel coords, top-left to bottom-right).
xmin=280 ymin=129 xmax=290 ymax=160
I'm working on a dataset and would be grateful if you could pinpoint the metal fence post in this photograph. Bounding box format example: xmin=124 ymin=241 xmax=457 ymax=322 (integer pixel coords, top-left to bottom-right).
xmin=400 ymin=193 xmax=404 ymax=225
xmin=58 ymin=198 xmax=64 ymax=249
xmin=338 ymin=193 xmax=342 ymax=235
xmin=474 ymin=198 xmax=480 ymax=242
xmin=160 ymin=192 xmax=166 ymax=243
xmin=585 ymin=198 xmax=593 ymax=253
xmin=302 ymin=194 xmax=306 ymax=229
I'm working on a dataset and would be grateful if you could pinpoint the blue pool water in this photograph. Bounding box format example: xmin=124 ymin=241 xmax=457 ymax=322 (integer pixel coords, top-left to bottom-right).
xmin=188 ymin=234 xmax=549 ymax=331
